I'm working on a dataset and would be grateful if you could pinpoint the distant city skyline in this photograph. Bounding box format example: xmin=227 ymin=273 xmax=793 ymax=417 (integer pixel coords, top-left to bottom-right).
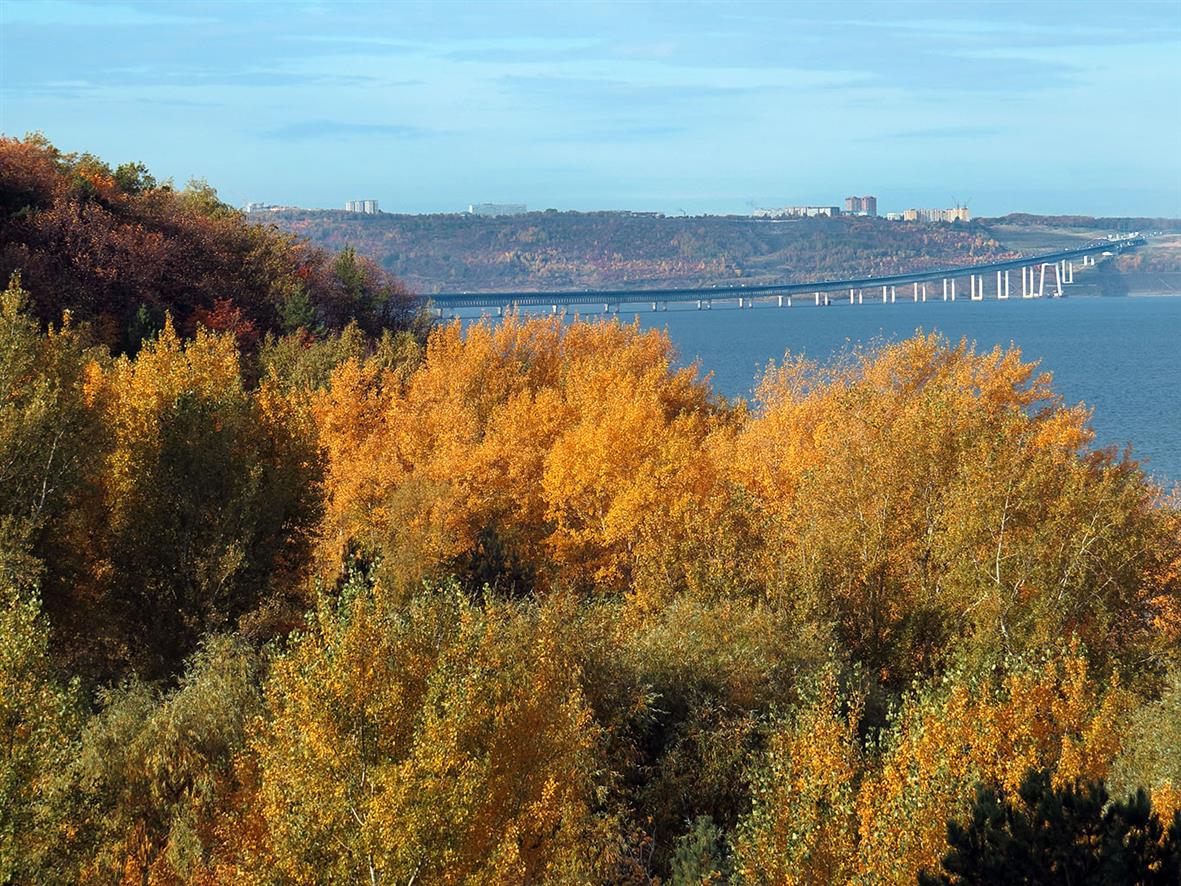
xmin=2 ymin=0 xmax=1179 ymax=218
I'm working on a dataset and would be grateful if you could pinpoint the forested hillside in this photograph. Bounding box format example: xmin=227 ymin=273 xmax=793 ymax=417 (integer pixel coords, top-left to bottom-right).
xmin=258 ymin=209 xmax=1019 ymax=293
xmin=3 ymin=144 xmax=1180 ymax=884
xmin=0 ymin=137 xmax=423 ymax=353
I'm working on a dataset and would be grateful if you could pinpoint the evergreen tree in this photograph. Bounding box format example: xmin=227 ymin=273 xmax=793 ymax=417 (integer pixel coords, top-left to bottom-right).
xmin=919 ymin=769 xmax=1181 ymax=885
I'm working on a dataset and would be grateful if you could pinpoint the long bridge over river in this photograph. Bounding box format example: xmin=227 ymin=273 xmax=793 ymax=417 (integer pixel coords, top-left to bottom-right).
xmin=424 ymin=236 xmax=1146 ymax=315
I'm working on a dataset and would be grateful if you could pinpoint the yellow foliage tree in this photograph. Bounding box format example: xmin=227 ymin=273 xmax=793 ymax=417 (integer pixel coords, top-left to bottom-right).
xmin=732 ymin=671 xmax=862 ymax=885
xmin=240 ymin=569 xmax=616 ymax=885
xmin=729 ymin=334 xmax=1176 ymax=684
xmin=853 ymin=651 xmax=1132 ymax=883
xmin=313 ymin=315 xmax=722 ymax=597
xmin=77 ymin=319 xmax=320 ymax=677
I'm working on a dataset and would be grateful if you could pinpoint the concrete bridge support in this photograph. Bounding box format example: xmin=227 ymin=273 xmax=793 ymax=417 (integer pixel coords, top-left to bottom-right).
xmin=913 ymin=282 xmax=919 ymax=302
xmin=891 ymin=285 xmax=897 ymax=303
xmin=882 ymin=285 xmax=888 ymax=303
xmin=951 ymin=279 xmax=957 ymax=301
xmin=1067 ymin=261 xmax=1074 ymax=283
xmin=1054 ymin=263 xmax=1063 ymax=297
xmin=942 ymin=279 xmax=948 ymax=301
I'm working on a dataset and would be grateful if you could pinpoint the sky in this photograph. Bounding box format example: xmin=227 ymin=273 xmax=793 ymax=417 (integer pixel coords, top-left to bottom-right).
xmin=2 ymin=0 xmax=1180 ymax=217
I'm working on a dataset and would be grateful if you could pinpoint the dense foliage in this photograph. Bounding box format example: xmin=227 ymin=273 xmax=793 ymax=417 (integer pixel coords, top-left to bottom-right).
xmin=0 ymin=136 xmax=424 ymax=353
xmin=262 ymin=209 xmax=1018 ymax=293
xmin=2 ymin=148 xmax=1179 ymax=883
xmin=918 ymin=770 xmax=1180 ymax=885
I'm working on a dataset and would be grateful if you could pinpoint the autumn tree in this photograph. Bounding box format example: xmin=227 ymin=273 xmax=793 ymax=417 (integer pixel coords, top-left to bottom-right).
xmin=240 ymin=566 xmax=617 ymax=884
xmin=71 ymin=320 xmax=321 ymax=678
xmin=58 ymin=636 xmax=263 ymax=885
xmin=313 ymin=314 xmax=722 ymax=598
xmin=729 ymin=334 xmax=1179 ymax=686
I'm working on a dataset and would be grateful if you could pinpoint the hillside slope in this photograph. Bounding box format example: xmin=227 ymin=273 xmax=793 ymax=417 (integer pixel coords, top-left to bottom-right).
xmin=255 ymin=210 xmax=1020 ymax=294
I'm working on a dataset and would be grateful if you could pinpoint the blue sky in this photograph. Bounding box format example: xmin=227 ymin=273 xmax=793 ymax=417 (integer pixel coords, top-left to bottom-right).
xmin=2 ymin=0 xmax=1179 ymax=217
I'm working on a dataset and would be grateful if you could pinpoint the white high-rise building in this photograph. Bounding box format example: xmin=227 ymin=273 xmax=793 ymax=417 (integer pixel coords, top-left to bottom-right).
xmin=345 ymin=200 xmax=380 ymax=214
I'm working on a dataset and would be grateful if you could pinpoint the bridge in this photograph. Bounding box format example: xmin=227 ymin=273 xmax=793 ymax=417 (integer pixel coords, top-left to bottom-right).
xmin=423 ymin=236 xmax=1146 ymax=314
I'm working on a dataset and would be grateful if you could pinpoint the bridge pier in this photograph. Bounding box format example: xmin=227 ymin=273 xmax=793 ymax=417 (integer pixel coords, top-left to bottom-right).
xmin=890 ymin=285 xmax=897 ymax=303
xmin=1054 ymin=263 xmax=1063 ymax=297
xmin=858 ymin=289 xmax=864 ymax=304
xmin=913 ymin=282 xmax=919 ymax=302
xmin=922 ymin=282 xmax=928 ymax=302
xmin=849 ymin=288 xmax=854 ymax=304
xmin=816 ymin=292 xmax=821 ymax=306
xmin=951 ymin=279 xmax=956 ymax=301
xmin=1038 ymin=264 xmax=1046 ymax=297
xmin=942 ymin=279 xmax=948 ymax=301
xmin=1067 ymin=261 xmax=1074 ymax=283
xmin=824 ymin=292 xmax=830 ymax=306
xmin=777 ymin=294 xmax=784 ymax=307
xmin=882 ymin=285 xmax=888 ymax=303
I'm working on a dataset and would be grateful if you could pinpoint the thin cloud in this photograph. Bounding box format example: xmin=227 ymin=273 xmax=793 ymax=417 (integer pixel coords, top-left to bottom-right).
xmin=260 ymin=120 xmax=435 ymax=141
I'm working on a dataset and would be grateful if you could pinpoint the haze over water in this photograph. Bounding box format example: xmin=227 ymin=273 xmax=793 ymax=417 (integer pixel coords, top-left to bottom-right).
xmin=630 ymin=296 xmax=1181 ymax=486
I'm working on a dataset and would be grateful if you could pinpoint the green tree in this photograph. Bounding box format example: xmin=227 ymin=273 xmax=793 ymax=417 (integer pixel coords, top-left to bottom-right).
xmin=919 ymin=769 xmax=1181 ymax=885
xmin=0 ymin=537 xmax=81 ymax=882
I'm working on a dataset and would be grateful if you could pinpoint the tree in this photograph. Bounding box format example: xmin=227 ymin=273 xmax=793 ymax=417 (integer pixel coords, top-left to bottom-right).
xmin=853 ymin=651 xmax=1132 ymax=883
xmin=73 ymin=320 xmax=321 ymax=678
xmin=241 ymin=567 xmax=617 ymax=885
xmin=919 ymin=769 xmax=1181 ymax=885
xmin=0 ymin=534 xmax=81 ymax=882
xmin=732 ymin=670 xmax=862 ymax=885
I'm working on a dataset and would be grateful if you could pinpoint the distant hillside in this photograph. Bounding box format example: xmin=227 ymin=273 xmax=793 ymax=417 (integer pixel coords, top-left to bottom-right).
xmin=983 ymin=213 xmax=1181 ymax=232
xmin=252 ymin=210 xmax=1020 ymax=294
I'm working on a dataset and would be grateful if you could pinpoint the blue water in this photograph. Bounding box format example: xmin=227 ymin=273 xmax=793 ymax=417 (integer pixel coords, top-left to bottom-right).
xmin=629 ymin=296 xmax=1181 ymax=486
